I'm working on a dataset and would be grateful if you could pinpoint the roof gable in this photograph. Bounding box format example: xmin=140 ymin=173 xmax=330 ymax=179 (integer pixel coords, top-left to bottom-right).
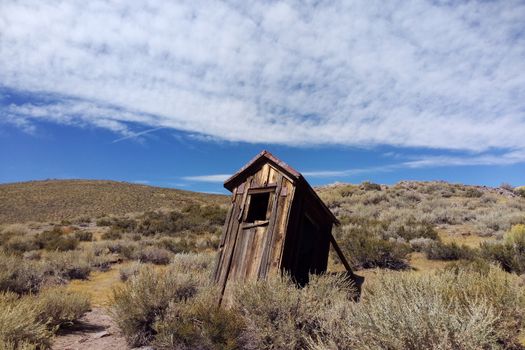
xmin=223 ymin=150 xmax=339 ymax=224
xmin=223 ymin=150 xmax=300 ymax=190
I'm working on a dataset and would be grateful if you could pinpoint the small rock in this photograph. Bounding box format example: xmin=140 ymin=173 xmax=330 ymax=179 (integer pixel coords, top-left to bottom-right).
xmin=92 ymin=331 xmax=111 ymax=339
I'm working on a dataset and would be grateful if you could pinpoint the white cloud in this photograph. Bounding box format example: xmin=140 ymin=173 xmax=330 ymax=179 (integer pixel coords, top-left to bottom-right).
xmin=301 ymin=150 xmax=525 ymax=179
xmin=403 ymin=150 xmax=525 ymax=168
xmin=0 ymin=0 xmax=525 ymax=155
xmin=182 ymin=174 xmax=231 ymax=183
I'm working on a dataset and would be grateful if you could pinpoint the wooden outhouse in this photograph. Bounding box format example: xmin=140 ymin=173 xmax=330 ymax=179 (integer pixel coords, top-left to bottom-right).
xmin=213 ymin=150 xmax=362 ymax=301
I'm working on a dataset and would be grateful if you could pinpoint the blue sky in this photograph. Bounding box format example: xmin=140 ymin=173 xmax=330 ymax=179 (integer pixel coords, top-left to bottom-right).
xmin=1 ymin=1 xmax=525 ymax=193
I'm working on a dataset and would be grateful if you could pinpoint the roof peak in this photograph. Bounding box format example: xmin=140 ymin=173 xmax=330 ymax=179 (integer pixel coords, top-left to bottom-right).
xmin=223 ymin=150 xmax=301 ymax=191
xmin=223 ymin=150 xmax=339 ymax=224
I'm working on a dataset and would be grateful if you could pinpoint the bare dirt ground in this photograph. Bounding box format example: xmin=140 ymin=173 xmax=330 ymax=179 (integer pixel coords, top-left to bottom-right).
xmin=52 ymin=308 xmax=130 ymax=350
xmin=52 ymin=264 xmax=138 ymax=350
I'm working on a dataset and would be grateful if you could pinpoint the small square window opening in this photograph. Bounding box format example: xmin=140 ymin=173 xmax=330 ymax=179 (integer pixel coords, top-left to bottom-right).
xmin=246 ymin=192 xmax=270 ymax=222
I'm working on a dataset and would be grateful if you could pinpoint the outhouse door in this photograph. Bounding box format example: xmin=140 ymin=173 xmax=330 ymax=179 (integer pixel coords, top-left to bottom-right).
xmin=227 ymin=184 xmax=279 ymax=281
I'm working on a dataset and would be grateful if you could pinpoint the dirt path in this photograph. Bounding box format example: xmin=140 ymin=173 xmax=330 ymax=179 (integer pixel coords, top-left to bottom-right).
xmin=52 ymin=264 xmax=136 ymax=350
xmin=52 ymin=308 xmax=130 ymax=350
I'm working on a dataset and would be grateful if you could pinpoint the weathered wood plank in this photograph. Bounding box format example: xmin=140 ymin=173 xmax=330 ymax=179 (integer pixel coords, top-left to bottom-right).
xmin=257 ymin=174 xmax=284 ymax=279
xmin=214 ymin=195 xmax=240 ymax=283
xmin=217 ymin=176 xmax=252 ymax=301
xmin=272 ymin=181 xmax=295 ymax=273
xmin=268 ymin=166 xmax=278 ymax=184
xmin=213 ymin=191 xmax=239 ymax=283
xmin=259 ymin=163 xmax=270 ymax=186
xmin=212 ymin=197 xmax=235 ymax=281
xmin=329 ymin=232 xmax=355 ymax=275
xmin=229 ymin=226 xmax=248 ymax=279
xmin=239 ymin=227 xmax=255 ymax=279
xmin=246 ymin=226 xmax=266 ymax=279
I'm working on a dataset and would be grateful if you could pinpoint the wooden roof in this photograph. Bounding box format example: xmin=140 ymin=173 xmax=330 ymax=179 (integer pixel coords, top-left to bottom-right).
xmin=224 ymin=150 xmax=339 ymax=224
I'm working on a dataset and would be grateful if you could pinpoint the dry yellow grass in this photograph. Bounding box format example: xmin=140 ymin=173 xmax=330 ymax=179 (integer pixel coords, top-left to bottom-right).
xmin=438 ymin=225 xmax=496 ymax=248
xmin=0 ymin=179 xmax=227 ymax=224
xmin=408 ymin=252 xmax=450 ymax=272
xmin=67 ymin=264 xmax=127 ymax=307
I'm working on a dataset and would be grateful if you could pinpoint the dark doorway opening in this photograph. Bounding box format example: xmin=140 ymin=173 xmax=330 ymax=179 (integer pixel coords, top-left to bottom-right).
xmin=293 ymin=215 xmax=318 ymax=286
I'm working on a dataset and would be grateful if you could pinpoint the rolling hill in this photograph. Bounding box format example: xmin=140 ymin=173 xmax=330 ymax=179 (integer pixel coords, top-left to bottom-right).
xmin=0 ymin=180 xmax=228 ymax=224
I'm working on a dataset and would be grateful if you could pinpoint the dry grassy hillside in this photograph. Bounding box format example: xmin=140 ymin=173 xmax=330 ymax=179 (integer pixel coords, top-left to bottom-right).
xmin=317 ymin=181 xmax=525 ymax=273
xmin=0 ymin=180 xmax=228 ymax=224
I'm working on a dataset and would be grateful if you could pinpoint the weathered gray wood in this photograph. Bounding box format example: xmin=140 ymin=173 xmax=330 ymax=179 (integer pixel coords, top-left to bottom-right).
xmin=257 ymin=174 xmax=284 ymax=279
xmin=328 ymin=232 xmax=355 ymax=275
xmin=242 ymin=220 xmax=269 ymax=229
xmin=214 ymin=196 xmax=239 ymax=283
xmin=214 ymin=151 xmax=356 ymax=303
xmin=217 ymin=176 xmax=252 ymax=304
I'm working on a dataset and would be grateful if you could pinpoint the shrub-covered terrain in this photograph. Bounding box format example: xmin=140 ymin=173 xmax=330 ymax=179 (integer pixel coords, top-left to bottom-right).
xmin=1 ymin=179 xmax=524 ymax=349
xmin=112 ymin=254 xmax=525 ymax=350
xmin=317 ymin=181 xmax=525 ymax=271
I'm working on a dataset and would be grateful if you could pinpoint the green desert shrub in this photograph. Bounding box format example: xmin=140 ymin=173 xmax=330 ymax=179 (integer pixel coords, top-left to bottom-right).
xmin=505 ymin=223 xmax=525 ymax=247
xmin=0 ymin=224 xmax=29 ymax=238
xmin=23 ymin=250 xmax=42 ymax=261
xmin=133 ymin=246 xmax=172 ymax=265
xmin=74 ymin=230 xmax=93 ymax=242
xmin=119 ymin=262 xmax=142 ymax=282
xmin=481 ymin=225 xmax=525 ymax=274
xmin=0 ymin=253 xmax=47 ymax=294
xmin=0 ymin=292 xmax=52 ymax=349
xmin=36 ymin=228 xmax=79 ymax=252
xmin=475 ymin=209 xmax=525 ymax=237
xmin=153 ymin=288 xmax=243 ymax=350
xmin=500 ymin=183 xmax=514 ymax=191
xmin=96 ymin=240 xmax=137 ymax=259
xmin=110 ymin=217 xmax=137 ymax=232
xmin=385 ymin=216 xmax=438 ymax=241
xmin=310 ymin=266 xmax=525 ymax=350
xmin=0 ymin=230 xmax=16 ymax=247
xmin=170 ymin=252 xmax=214 ymax=274
xmin=34 ymin=287 xmax=90 ymax=328
xmin=43 ymin=250 xmax=101 ymax=280
xmin=101 ymin=228 xmax=123 ymax=240
xmin=444 ymin=258 xmax=493 ymax=275
xmin=464 ymin=187 xmax=484 ymax=198
xmin=96 ymin=217 xmax=113 ymax=227
xmin=112 ymin=265 xmax=204 ymax=347
xmin=0 ymin=287 xmax=90 ymax=349
xmin=73 ymin=216 xmax=91 ymax=225
xmin=135 ymin=206 xmax=226 ymax=237
xmin=156 ymin=237 xmax=186 ymax=254
xmin=0 ymin=339 xmax=39 ymax=350
xmin=338 ymin=229 xmax=410 ymax=270
xmin=2 ymin=235 xmax=39 ymax=255
xmin=424 ymin=241 xmax=476 ymax=261
xmin=360 ymin=181 xmax=382 ymax=191
xmin=408 ymin=237 xmax=434 ymax=252
xmin=232 ymin=273 xmax=355 ymax=350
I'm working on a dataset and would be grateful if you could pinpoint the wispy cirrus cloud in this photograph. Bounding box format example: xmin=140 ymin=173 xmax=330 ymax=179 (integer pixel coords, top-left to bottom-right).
xmin=112 ymin=127 xmax=165 ymax=143
xmin=301 ymin=151 xmax=525 ymax=179
xmin=184 ymin=150 xmax=525 ymax=183
xmin=182 ymin=174 xmax=231 ymax=183
xmin=1 ymin=0 xmax=525 ymax=159
xmin=403 ymin=150 xmax=525 ymax=168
